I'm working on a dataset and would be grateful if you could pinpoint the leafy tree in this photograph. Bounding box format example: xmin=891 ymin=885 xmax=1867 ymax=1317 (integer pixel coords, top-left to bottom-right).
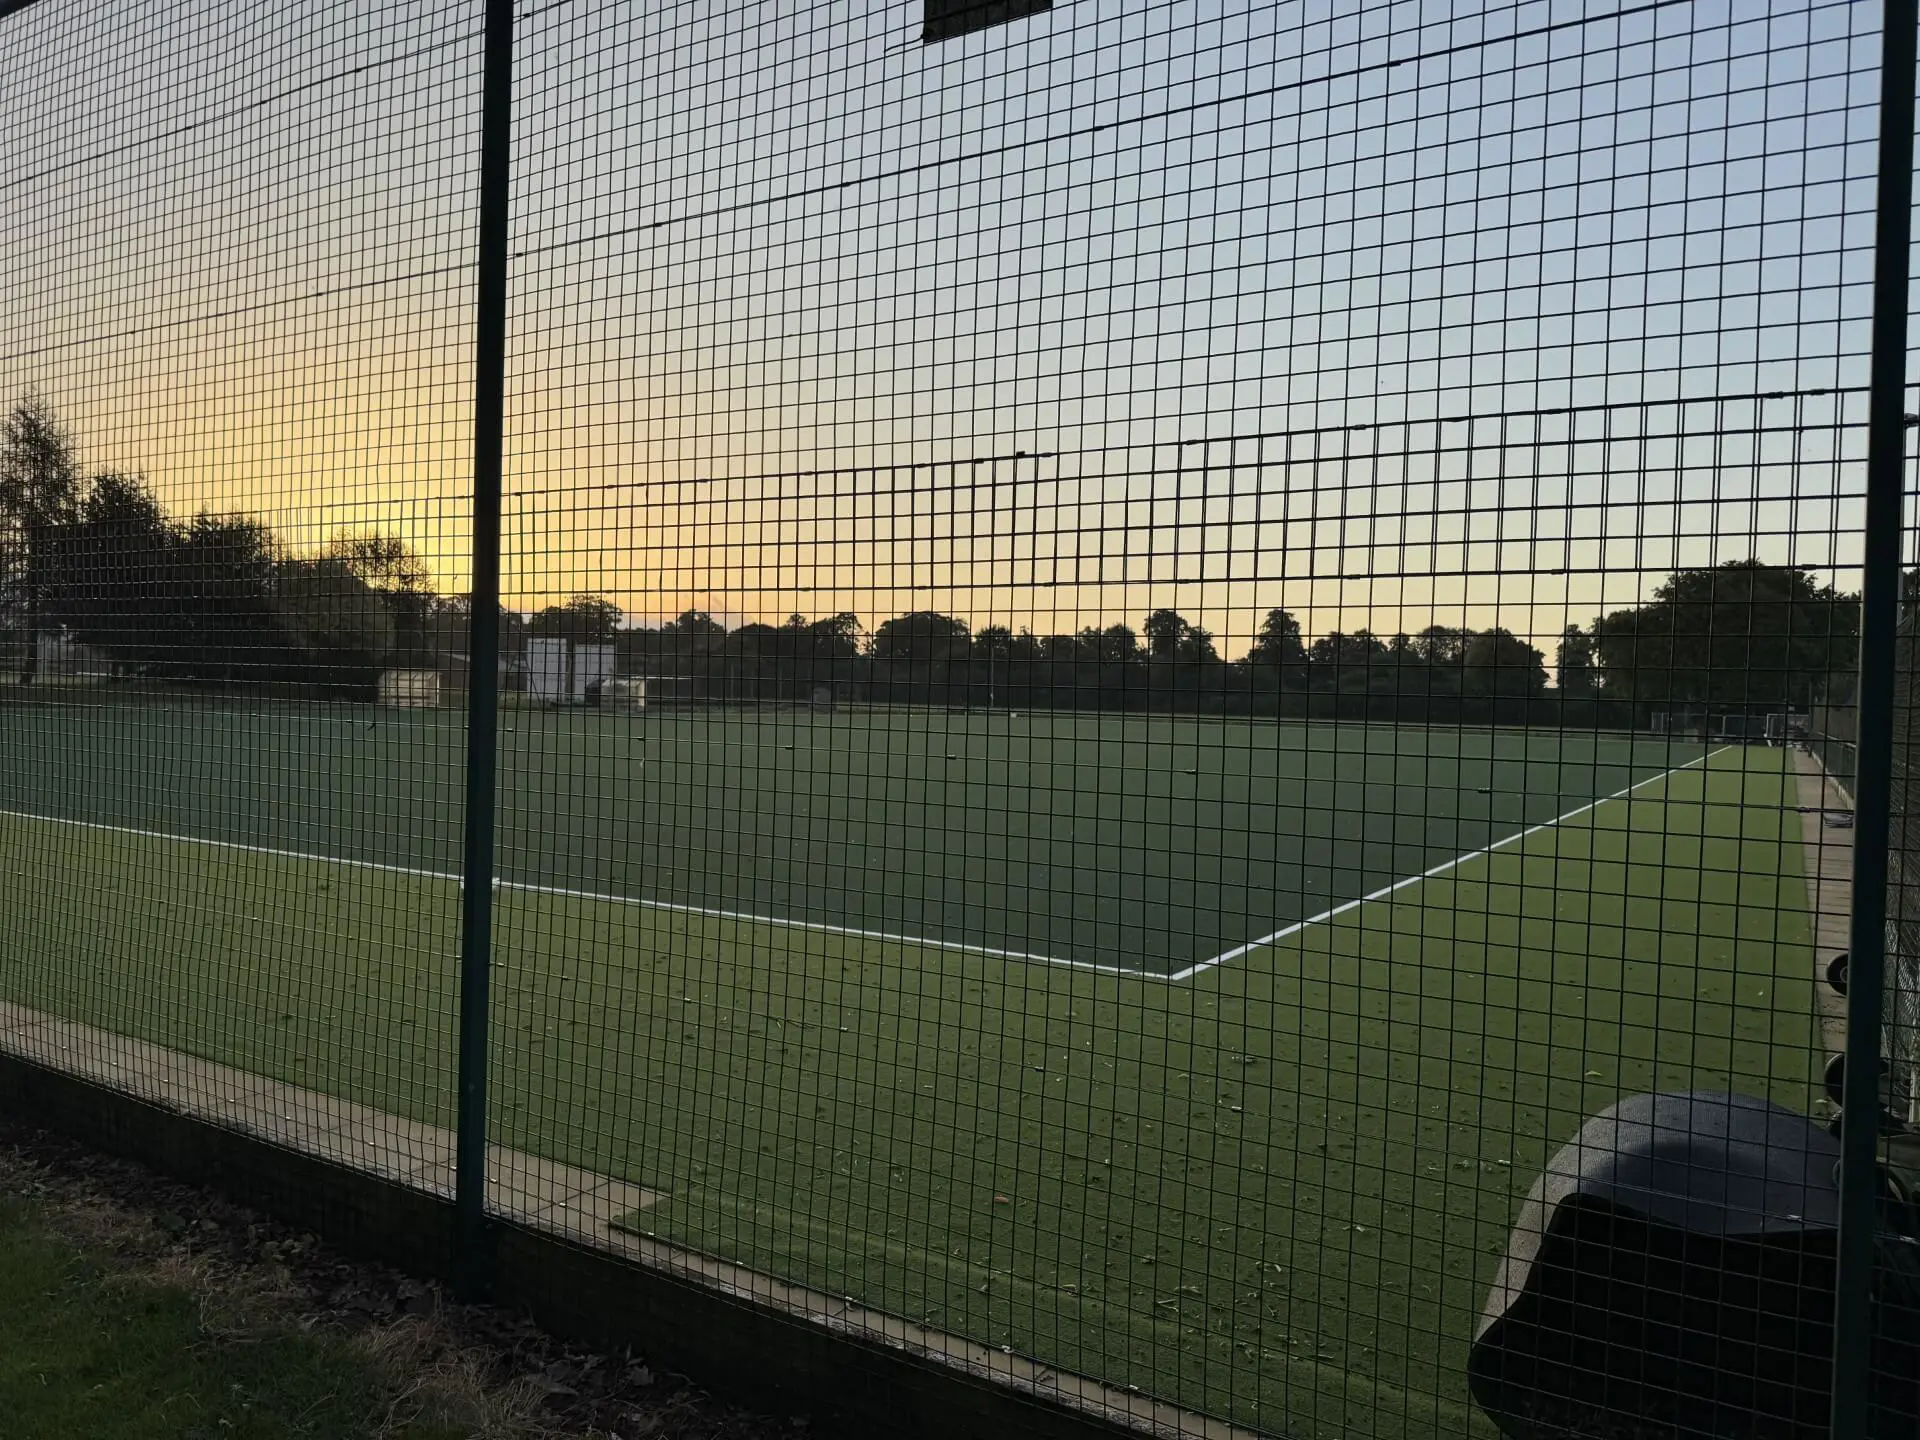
xmin=626 ymin=608 xmax=725 ymax=675
xmin=497 ymin=603 xmax=528 ymax=663
xmin=1006 ymin=627 xmax=1043 ymax=661
xmin=1463 ymin=627 xmax=1548 ymax=698
xmin=45 ymin=472 xmax=175 ymax=666
xmin=802 ymin=612 xmax=862 ymax=659
xmin=324 ymin=532 xmax=431 ymax=666
xmin=1410 ymin=625 xmax=1472 ymax=666
xmin=726 ymin=621 xmax=782 ymax=655
xmin=1247 ymin=608 xmax=1305 ymax=666
xmin=1072 ymin=624 xmax=1139 ymax=663
xmin=274 ymin=556 xmax=394 ymax=680
xmin=1590 ymin=561 xmax=1856 ymax=707
xmin=662 ymin=608 xmax=724 ymax=638
xmin=48 ymin=480 xmax=351 ymax=685
xmin=80 ymin=469 xmax=165 ymax=532
xmin=173 ymin=513 xmax=284 ymax=681
xmin=1140 ymin=610 xmax=1216 ymax=663
xmin=974 ymin=624 xmax=1016 ymax=660
xmin=1305 ymin=629 xmax=1393 ymax=694
xmin=530 ymin=593 xmax=624 ymax=645
xmin=871 ymin=610 xmax=970 ymax=662
xmin=1308 ymin=629 xmax=1387 ymax=667
xmin=425 ymin=594 xmax=523 ymax=669
xmin=1143 ymin=608 xmax=1193 ymax=659
xmin=324 ymin=532 xmax=426 ymax=591
xmin=771 ymin=611 xmax=862 ymax=662
xmin=1556 ymin=623 xmax=1596 ymax=697
xmin=1178 ymin=626 xmax=1218 ymax=662
xmin=0 ymin=397 xmax=82 ymax=681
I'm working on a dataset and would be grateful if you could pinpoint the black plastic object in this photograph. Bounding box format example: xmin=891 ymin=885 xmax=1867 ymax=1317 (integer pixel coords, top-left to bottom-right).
xmin=1831 ymin=952 xmax=1850 ymax=996
xmin=921 ymin=0 xmax=1050 ymax=42
xmin=1823 ymin=1052 xmax=1902 ymax=1135
xmin=1467 ymin=1090 xmax=1920 ymax=1439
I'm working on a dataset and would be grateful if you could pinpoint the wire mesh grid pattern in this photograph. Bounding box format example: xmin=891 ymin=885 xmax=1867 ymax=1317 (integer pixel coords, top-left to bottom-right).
xmin=1881 ymin=612 xmax=1920 ymax=1168
xmin=2 ymin=0 xmax=1916 ymax=1435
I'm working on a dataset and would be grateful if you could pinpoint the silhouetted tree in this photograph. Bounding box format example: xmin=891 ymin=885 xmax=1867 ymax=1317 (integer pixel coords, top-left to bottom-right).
xmin=1246 ymin=608 xmax=1307 ymax=694
xmin=1143 ymin=608 xmax=1193 ymax=659
xmin=1556 ymin=623 xmax=1595 ymax=697
xmin=1007 ymin=627 xmax=1043 ymax=662
xmin=324 ymin=532 xmax=431 ymax=666
xmin=974 ymin=624 xmax=1017 ymax=660
xmin=1410 ymin=625 xmax=1472 ymax=666
xmin=1061 ymin=624 xmax=1133 ymax=663
xmin=728 ymin=622 xmax=782 ymax=655
xmin=801 ymin=612 xmax=862 ymax=659
xmin=872 ymin=610 xmax=970 ymax=662
xmin=275 ymin=556 xmax=394 ymax=686
xmin=1590 ymin=561 xmax=1856 ymax=708
xmin=45 ymin=472 xmax=174 ymax=667
xmin=1309 ymin=629 xmax=1387 ymax=667
xmin=663 ymin=608 xmax=724 ymax=638
xmin=530 ymin=594 xmax=624 ymax=645
xmin=1247 ymin=608 xmax=1305 ymax=667
xmin=425 ymin=594 xmax=523 ymax=675
xmin=0 ymin=396 xmax=81 ymax=682
xmin=174 ymin=513 xmax=284 ymax=682
xmin=1463 ymin=627 xmax=1548 ymax=699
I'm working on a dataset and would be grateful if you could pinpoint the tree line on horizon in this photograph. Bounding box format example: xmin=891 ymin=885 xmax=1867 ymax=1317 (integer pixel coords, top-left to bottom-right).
xmin=0 ymin=398 xmax=1864 ymax=718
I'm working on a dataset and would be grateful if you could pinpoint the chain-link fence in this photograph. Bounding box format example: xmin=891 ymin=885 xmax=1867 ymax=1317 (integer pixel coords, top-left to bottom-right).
xmin=2 ymin=0 xmax=1915 ymax=1436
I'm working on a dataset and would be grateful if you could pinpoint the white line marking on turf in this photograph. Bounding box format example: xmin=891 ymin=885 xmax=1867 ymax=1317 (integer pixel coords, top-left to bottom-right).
xmin=0 ymin=744 xmax=1727 ymax=985
xmin=1164 ymin=745 xmax=1733 ymax=983
xmin=0 ymin=808 xmax=1140 ymax=976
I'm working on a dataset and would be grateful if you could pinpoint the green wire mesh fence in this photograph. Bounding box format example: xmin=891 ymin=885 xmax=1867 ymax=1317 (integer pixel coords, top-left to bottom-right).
xmin=2 ymin=0 xmax=1916 ymax=1436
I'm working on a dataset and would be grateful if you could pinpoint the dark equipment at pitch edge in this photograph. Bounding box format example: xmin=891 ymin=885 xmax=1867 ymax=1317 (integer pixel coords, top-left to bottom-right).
xmin=1466 ymin=1081 xmax=1920 ymax=1437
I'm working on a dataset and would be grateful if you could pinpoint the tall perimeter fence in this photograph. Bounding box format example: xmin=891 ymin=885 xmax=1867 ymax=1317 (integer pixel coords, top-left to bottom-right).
xmin=3 ymin=1 xmax=1919 ymax=1436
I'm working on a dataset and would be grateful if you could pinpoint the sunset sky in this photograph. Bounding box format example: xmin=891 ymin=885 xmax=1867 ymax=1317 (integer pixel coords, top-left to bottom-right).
xmin=0 ymin=0 xmax=1879 ymax=652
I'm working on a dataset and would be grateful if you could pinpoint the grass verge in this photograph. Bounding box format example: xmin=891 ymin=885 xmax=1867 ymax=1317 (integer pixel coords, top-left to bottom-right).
xmin=0 ymin=1122 xmax=800 ymax=1440
xmin=0 ymin=1194 xmax=480 ymax=1438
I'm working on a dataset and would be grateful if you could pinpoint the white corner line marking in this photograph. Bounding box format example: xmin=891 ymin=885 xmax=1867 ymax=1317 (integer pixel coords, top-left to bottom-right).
xmin=1163 ymin=745 xmax=1734 ymax=983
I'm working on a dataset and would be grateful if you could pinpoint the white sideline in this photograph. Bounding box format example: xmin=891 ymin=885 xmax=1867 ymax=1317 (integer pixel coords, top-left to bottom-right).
xmin=1163 ymin=745 xmax=1733 ymax=983
xmin=0 ymin=746 xmax=1726 ymax=987
xmin=0 ymin=807 xmax=1127 ymax=975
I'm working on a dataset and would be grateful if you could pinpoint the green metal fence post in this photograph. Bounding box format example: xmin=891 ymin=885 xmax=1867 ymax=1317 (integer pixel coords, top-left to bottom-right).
xmin=455 ymin=0 xmax=515 ymax=1300
xmin=1833 ymin=3 xmax=1918 ymax=1432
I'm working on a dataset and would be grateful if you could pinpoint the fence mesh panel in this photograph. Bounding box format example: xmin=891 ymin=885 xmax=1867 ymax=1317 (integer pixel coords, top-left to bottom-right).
xmin=0 ymin=0 xmax=482 ymax=1206
xmin=1889 ymin=617 xmax=1920 ymax=1131
xmin=0 ymin=0 xmax=1906 ymax=1436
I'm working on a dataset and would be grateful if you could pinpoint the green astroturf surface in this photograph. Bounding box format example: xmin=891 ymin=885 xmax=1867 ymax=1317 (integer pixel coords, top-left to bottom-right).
xmin=0 ymin=698 xmax=1706 ymax=974
xmin=0 ymin=698 xmax=1818 ymax=1437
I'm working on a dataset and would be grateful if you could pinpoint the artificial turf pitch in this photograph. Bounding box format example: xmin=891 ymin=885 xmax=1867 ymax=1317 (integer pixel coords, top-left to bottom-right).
xmin=0 ymin=698 xmax=1819 ymax=1437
